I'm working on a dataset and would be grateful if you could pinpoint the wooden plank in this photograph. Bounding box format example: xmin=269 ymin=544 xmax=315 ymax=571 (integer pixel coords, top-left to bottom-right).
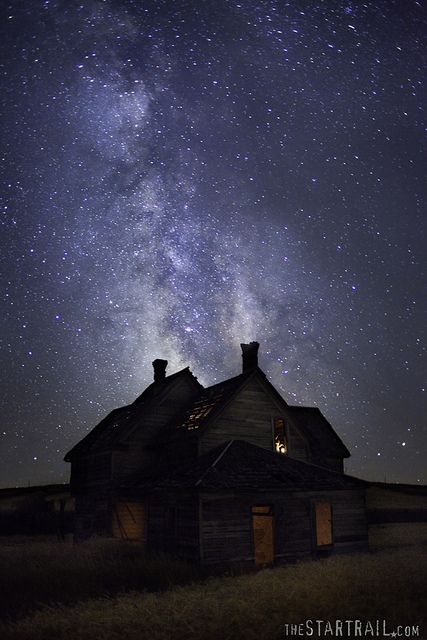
xmin=112 ymin=501 xmax=146 ymax=541
xmin=315 ymin=502 xmax=333 ymax=546
xmin=252 ymin=511 xmax=274 ymax=565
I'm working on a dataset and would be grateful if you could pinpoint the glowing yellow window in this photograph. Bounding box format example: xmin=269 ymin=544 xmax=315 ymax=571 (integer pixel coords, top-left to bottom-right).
xmin=274 ymin=418 xmax=288 ymax=454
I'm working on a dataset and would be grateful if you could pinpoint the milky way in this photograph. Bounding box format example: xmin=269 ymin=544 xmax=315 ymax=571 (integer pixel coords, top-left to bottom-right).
xmin=1 ymin=0 xmax=426 ymax=486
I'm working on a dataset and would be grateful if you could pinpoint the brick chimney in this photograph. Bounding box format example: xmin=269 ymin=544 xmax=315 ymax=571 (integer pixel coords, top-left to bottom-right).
xmin=240 ymin=341 xmax=259 ymax=372
xmin=152 ymin=359 xmax=168 ymax=382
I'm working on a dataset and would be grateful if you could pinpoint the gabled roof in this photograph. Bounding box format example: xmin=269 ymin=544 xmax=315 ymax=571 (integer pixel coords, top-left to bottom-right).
xmin=288 ymin=406 xmax=350 ymax=458
xmin=126 ymin=440 xmax=364 ymax=494
xmin=64 ymin=368 xmax=202 ymax=461
xmin=154 ymin=367 xmax=350 ymax=462
xmin=176 ymin=369 xmax=256 ymax=431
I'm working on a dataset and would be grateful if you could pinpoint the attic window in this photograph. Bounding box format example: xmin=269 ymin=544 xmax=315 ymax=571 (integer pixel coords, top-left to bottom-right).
xmin=274 ymin=418 xmax=288 ymax=455
xmin=181 ymin=390 xmax=224 ymax=430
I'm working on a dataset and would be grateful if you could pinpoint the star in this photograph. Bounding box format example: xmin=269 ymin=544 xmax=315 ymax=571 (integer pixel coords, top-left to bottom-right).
xmin=0 ymin=0 xmax=426 ymax=487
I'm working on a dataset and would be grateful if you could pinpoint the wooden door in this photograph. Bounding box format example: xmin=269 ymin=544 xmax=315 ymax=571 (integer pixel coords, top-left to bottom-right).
xmin=252 ymin=506 xmax=274 ymax=565
xmin=315 ymin=502 xmax=332 ymax=547
xmin=112 ymin=501 xmax=146 ymax=541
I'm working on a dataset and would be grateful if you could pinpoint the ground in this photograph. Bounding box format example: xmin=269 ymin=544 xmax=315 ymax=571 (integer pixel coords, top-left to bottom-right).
xmin=0 ymin=521 xmax=426 ymax=640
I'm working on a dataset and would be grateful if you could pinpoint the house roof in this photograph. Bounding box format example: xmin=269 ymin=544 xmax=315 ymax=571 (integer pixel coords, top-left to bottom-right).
xmin=64 ymin=367 xmax=202 ymax=461
xmin=176 ymin=370 xmax=255 ymax=431
xmin=157 ymin=368 xmax=349 ymax=460
xmin=288 ymin=406 xmax=351 ymax=458
xmin=65 ymin=360 xmax=351 ymax=467
xmin=126 ymin=439 xmax=364 ymax=494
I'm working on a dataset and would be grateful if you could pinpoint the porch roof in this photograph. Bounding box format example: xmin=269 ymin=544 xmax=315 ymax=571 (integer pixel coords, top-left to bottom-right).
xmin=125 ymin=440 xmax=365 ymax=494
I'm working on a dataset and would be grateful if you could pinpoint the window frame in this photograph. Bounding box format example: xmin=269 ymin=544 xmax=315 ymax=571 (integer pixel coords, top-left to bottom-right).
xmin=272 ymin=416 xmax=289 ymax=455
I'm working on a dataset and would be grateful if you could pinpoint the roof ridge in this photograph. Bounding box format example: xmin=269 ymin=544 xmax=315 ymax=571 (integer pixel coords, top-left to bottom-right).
xmin=205 ymin=370 xmax=251 ymax=391
xmin=166 ymin=366 xmax=189 ymax=378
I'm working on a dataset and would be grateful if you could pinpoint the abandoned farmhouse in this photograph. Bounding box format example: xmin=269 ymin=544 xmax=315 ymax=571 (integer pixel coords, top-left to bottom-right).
xmin=65 ymin=342 xmax=368 ymax=566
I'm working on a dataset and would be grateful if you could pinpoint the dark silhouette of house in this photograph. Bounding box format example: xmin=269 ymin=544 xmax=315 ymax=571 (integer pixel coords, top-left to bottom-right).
xmin=65 ymin=342 xmax=368 ymax=565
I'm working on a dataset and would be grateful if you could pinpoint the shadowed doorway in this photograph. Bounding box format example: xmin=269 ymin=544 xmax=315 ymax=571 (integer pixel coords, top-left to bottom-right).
xmin=252 ymin=505 xmax=274 ymax=565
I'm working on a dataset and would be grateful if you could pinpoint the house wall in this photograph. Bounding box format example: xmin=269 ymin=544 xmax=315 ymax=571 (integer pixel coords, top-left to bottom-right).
xmin=200 ymin=496 xmax=253 ymax=564
xmin=274 ymin=495 xmax=313 ymax=559
xmin=71 ymin=376 xmax=200 ymax=541
xmin=312 ymin=457 xmax=344 ymax=473
xmin=146 ymin=494 xmax=199 ymax=561
xmin=70 ymin=451 xmax=111 ymax=494
xmin=198 ymin=377 xmax=309 ymax=463
xmin=73 ymin=492 xmax=112 ymax=540
xmin=287 ymin=426 xmax=309 ymax=462
xmin=70 ymin=451 xmax=113 ymax=540
xmin=322 ymin=489 xmax=368 ymax=552
xmin=112 ymin=377 xmax=200 ymax=483
xmin=198 ymin=488 xmax=368 ymax=566
xmin=112 ymin=501 xmax=146 ymax=541
xmin=276 ymin=489 xmax=368 ymax=557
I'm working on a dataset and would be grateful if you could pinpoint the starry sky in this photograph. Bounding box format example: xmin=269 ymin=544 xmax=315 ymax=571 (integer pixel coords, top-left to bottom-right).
xmin=1 ymin=0 xmax=426 ymax=487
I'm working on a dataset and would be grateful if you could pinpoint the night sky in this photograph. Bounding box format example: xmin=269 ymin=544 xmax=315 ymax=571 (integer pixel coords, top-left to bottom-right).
xmin=1 ymin=0 xmax=426 ymax=488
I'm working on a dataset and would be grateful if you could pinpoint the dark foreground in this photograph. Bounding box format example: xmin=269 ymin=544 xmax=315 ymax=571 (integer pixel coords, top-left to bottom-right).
xmin=0 ymin=523 xmax=426 ymax=640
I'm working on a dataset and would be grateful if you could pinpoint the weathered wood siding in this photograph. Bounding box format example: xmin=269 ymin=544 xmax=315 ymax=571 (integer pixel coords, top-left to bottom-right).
xmin=199 ymin=379 xmax=273 ymax=453
xmin=274 ymin=496 xmax=313 ymax=559
xmin=147 ymin=496 xmax=199 ymax=560
xmin=199 ymin=489 xmax=368 ymax=566
xmin=112 ymin=377 xmax=200 ymax=483
xmin=112 ymin=501 xmax=146 ymax=541
xmin=199 ymin=378 xmax=309 ymax=463
xmin=287 ymin=425 xmax=309 ymax=462
xmin=201 ymin=497 xmax=253 ymax=564
xmin=70 ymin=452 xmax=111 ymax=494
xmin=71 ymin=376 xmax=200 ymax=541
xmin=73 ymin=492 xmax=111 ymax=541
xmin=325 ymin=489 xmax=368 ymax=552
xmin=252 ymin=506 xmax=274 ymax=565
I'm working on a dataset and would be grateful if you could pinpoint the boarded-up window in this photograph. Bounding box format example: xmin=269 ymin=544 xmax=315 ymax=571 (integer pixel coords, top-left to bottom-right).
xmin=112 ymin=501 xmax=145 ymax=541
xmin=315 ymin=502 xmax=333 ymax=547
xmin=252 ymin=505 xmax=274 ymax=565
xmin=274 ymin=418 xmax=288 ymax=455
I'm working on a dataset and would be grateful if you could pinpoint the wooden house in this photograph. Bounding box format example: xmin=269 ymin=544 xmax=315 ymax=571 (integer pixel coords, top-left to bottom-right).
xmin=65 ymin=342 xmax=368 ymax=565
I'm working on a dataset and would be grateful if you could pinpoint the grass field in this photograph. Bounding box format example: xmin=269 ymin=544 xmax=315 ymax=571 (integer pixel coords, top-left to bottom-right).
xmin=369 ymin=522 xmax=427 ymax=549
xmin=0 ymin=525 xmax=426 ymax=640
xmin=0 ymin=537 xmax=204 ymax=622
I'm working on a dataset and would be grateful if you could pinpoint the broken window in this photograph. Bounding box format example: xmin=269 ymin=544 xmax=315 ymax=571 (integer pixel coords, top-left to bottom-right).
xmin=180 ymin=390 xmax=224 ymax=430
xmin=274 ymin=418 xmax=288 ymax=454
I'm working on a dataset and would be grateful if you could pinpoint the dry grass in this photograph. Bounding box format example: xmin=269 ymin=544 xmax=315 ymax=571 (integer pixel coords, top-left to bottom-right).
xmin=1 ymin=525 xmax=426 ymax=640
xmin=0 ymin=537 xmax=203 ymax=622
xmin=369 ymin=522 xmax=427 ymax=549
xmin=1 ymin=546 xmax=426 ymax=640
xmin=366 ymin=486 xmax=427 ymax=510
